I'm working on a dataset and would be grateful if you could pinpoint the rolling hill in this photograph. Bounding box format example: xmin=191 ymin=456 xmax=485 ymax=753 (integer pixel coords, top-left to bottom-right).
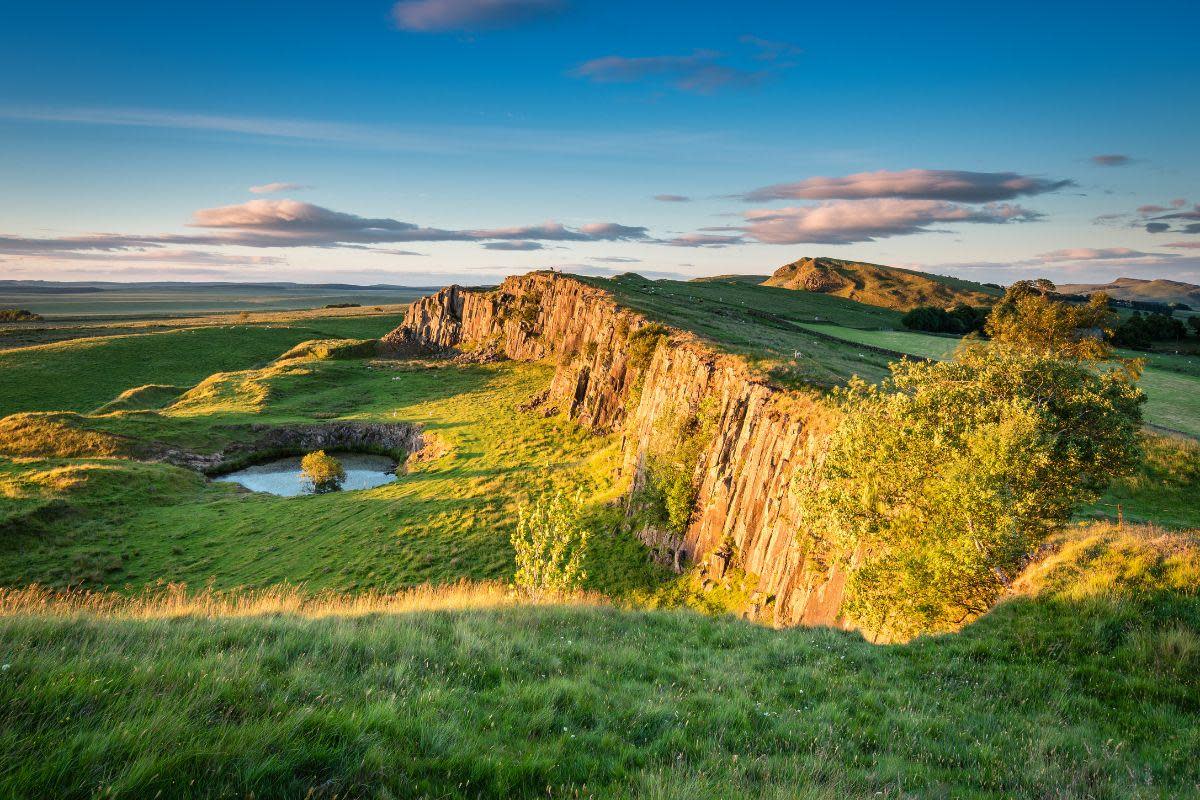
xmin=762 ymin=256 xmax=1001 ymax=311
xmin=1057 ymin=277 xmax=1200 ymax=308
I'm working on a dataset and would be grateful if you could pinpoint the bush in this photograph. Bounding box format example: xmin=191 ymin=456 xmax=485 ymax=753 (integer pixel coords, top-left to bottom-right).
xmin=300 ymin=451 xmax=346 ymax=494
xmin=0 ymin=309 xmax=43 ymax=322
xmin=511 ymin=491 xmax=589 ymax=597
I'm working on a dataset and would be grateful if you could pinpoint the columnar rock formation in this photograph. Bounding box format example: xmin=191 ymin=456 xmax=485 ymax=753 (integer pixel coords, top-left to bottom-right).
xmin=381 ymin=271 xmax=851 ymax=627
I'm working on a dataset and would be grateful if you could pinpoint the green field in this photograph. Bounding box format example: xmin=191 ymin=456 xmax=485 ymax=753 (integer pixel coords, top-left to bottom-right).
xmin=0 ymin=314 xmax=407 ymax=417
xmin=584 ymin=274 xmax=902 ymax=387
xmin=0 ymin=353 xmax=662 ymax=596
xmin=799 ymin=323 xmax=1200 ymax=438
xmin=0 ymin=282 xmax=431 ymax=319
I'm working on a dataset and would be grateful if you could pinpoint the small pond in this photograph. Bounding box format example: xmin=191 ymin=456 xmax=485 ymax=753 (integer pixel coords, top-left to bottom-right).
xmin=214 ymin=453 xmax=399 ymax=497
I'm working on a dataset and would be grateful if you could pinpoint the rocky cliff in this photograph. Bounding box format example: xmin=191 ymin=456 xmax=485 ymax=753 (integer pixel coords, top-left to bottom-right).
xmin=381 ymin=271 xmax=851 ymax=627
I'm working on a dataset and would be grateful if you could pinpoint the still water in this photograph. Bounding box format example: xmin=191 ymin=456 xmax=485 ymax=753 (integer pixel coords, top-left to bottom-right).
xmin=214 ymin=453 xmax=398 ymax=497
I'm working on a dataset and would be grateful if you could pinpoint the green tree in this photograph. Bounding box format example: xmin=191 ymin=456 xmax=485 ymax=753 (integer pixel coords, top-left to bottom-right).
xmin=300 ymin=450 xmax=346 ymax=494
xmin=511 ymin=491 xmax=589 ymax=598
xmin=796 ymin=290 xmax=1144 ymax=639
xmin=984 ymin=280 xmax=1115 ymax=359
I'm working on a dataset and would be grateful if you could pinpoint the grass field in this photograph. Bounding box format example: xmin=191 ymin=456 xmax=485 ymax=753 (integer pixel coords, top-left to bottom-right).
xmin=0 ymin=282 xmax=431 ymax=319
xmin=0 ymin=524 xmax=1196 ymax=799
xmin=0 ymin=353 xmax=663 ymax=597
xmin=799 ymin=323 xmax=1200 ymax=438
xmin=0 ymin=313 xmax=408 ymax=417
xmin=584 ymin=274 xmax=901 ymax=387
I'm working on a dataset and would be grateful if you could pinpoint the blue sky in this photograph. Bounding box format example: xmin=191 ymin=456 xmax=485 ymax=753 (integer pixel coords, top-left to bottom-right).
xmin=1 ymin=0 xmax=1197 ymax=285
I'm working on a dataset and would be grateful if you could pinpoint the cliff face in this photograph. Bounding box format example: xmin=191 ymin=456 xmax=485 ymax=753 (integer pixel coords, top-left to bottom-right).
xmin=381 ymin=271 xmax=850 ymax=627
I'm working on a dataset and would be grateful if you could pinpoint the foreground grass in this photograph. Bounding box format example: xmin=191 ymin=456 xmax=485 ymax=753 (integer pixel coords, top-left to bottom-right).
xmin=0 ymin=525 xmax=1196 ymax=799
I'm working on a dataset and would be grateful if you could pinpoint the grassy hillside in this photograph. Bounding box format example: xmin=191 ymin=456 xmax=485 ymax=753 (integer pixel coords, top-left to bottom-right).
xmin=1058 ymin=277 xmax=1200 ymax=308
xmin=763 ymin=256 xmax=1000 ymax=310
xmin=0 ymin=313 xmax=407 ymax=417
xmin=582 ymin=273 xmax=902 ymax=387
xmin=0 ymin=524 xmax=1195 ymax=799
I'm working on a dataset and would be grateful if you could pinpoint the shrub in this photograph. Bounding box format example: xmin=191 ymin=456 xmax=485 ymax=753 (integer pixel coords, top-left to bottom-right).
xmin=0 ymin=308 xmax=43 ymax=322
xmin=300 ymin=451 xmax=346 ymax=494
xmin=511 ymin=491 xmax=589 ymax=597
xmin=631 ymin=397 xmax=719 ymax=536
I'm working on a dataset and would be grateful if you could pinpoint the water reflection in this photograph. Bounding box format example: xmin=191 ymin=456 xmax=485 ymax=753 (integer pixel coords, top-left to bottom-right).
xmin=214 ymin=453 xmax=398 ymax=497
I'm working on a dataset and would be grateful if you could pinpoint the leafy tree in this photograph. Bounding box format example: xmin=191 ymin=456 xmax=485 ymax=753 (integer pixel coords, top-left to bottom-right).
xmin=984 ymin=280 xmax=1115 ymax=359
xmin=1112 ymin=312 xmax=1189 ymax=348
xmin=797 ymin=284 xmax=1144 ymax=640
xmin=300 ymin=450 xmax=346 ymax=493
xmin=1189 ymin=316 xmax=1200 ymax=338
xmin=511 ymin=491 xmax=589 ymax=598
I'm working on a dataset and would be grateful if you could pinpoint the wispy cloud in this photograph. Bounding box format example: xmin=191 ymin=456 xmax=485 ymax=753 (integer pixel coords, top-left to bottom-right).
xmin=1090 ymin=154 xmax=1133 ymax=167
xmin=739 ymin=35 xmax=802 ymax=63
xmin=572 ymin=51 xmax=764 ymax=93
xmin=664 ymin=232 xmax=746 ymax=248
xmin=0 ymin=106 xmax=749 ymax=160
xmin=653 ymin=194 xmax=691 ymax=202
xmin=481 ymin=240 xmax=544 ymax=250
xmin=739 ymin=169 xmax=1074 ymax=203
xmin=249 ymin=182 xmax=312 ymax=194
xmin=571 ymin=36 xmax=800 ymax=95
xmin=392 ymin=0 xmax=563 ymax=32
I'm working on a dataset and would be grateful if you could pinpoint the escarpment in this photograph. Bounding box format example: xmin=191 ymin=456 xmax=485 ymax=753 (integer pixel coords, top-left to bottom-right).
xmin=381 ymin=271 xmax=851 ymax=627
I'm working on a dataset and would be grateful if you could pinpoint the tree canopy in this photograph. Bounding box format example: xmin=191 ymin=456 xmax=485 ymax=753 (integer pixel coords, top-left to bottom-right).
xmin=796 ymin=283 xmax=1145 ymax=639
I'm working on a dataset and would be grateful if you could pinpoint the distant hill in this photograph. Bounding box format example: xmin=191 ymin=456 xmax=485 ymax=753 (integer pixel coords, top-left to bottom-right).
xmin=689 ymin=274 xmax=769 ymax=285
xmin=1057 ymin=277 xmax=1200 ymax=309
xmin=763 ymin=256 xmax=1001 ymax=311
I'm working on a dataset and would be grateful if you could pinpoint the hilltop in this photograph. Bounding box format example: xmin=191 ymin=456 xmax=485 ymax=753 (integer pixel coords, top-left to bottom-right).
xmin=762 ymin=256 xmax=1001 ymax=310
xmin=1057 ymin=277 xmax=1200 ymax=308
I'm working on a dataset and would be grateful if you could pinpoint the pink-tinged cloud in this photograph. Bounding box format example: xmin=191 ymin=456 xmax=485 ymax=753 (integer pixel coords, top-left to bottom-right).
xmin=393 ymin=0 xmax=562 ymax=32
xmin=1165 ymin=241 xmax=1200 ymax=249
xmin=571 ymin=51 xmax=765 ymax=94
xmin=482 ymin=240 xmax=543 ymax=250
xmin=0 ymin=200 xmax=652 ymax=255
xmin=740 ymin=199 xmax=1040 ymax=244
xmin=1091 ymin=154 xmax=1132 ymax=167
xmin=1036 ymin=247 xmax=1157 ymax=261
xmin=664 ymin=233 xmax=745 ymax=248
xmin=249 ymin=182 xmax=311 ymax=194
xmin=740 ymin=169 xmax=1073 ymax=203
xmin=653 ymin=194 xmax=691 ymax=202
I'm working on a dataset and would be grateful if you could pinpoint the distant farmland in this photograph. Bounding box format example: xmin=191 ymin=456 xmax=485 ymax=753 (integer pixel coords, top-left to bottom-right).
xmin=801 ymin=323 xmax=1200 ymax=438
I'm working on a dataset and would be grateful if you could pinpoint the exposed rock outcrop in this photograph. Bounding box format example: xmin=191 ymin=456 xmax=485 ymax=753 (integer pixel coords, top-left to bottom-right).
xmin=160 ymin=422 xmax=424 ymax=474
xmin=381 ymin=271 xmax=851 ymax=627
